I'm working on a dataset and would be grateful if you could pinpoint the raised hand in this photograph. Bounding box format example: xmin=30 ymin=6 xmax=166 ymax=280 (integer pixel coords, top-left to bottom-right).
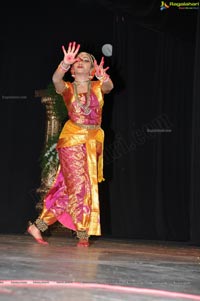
xmin=62 ymin=41 xmax=80 ymax=65
xmin=94 ymin=57 xmax=109 ymax=80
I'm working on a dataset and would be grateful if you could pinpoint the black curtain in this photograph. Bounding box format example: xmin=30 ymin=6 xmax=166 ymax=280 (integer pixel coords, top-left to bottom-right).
xmin=102 ymin=3 xmax=198 ymax=240
xmin=0 ymin=2 xmax=115 ymax=234
xmin=190 ymin=9 xmax=200 ymax=245
xmin=0 ymin=1 xmax=199 ymax=243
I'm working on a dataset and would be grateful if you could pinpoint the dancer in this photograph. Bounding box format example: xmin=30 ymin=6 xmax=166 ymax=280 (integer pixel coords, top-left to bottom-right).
xmin=28 ymin=41 xmax=114 ymax=247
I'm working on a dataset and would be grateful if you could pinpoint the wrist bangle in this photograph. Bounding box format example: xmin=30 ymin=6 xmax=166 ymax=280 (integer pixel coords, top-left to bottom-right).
xmin=95 ymin=74 xmax=103 ymax=80
xmin=102 ymin=74 xmax=110 ymax=83
xmin=96 ymin=73 xmax=110 ymax=82
xmin=59 ymin=61 xmax=70 ymax=72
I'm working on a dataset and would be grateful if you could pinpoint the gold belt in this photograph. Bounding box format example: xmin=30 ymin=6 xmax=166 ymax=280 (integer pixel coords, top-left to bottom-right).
xmin=73 ymin=122 xmax=100 ymax=130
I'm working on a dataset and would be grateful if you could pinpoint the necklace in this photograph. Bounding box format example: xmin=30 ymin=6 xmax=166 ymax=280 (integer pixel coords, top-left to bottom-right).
xmin=73 ymin=81 xmax=91 ymax=115
xmin=74 ymin=80 xmax=89 ymax=86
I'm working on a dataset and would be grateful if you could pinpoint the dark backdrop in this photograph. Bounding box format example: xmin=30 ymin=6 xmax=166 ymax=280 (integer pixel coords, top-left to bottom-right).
xmin=0 ymin=1 xmax=200 ymax=244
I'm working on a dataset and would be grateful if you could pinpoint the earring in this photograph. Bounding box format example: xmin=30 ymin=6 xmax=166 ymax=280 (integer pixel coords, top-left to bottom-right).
xmin=89 ymin=68 xmax=95 ymax=80
xmin=71 ymin=67 xmax=75 ymax=78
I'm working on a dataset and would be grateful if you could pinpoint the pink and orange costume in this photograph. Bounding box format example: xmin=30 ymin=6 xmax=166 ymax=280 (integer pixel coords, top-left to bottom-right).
xmin=33 ymin=80 xmax=105 ymax=239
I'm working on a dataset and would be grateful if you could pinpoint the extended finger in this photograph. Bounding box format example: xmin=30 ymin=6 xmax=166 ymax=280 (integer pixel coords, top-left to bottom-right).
xmin=62 ymin=45 xmax=67 ymax=56
xmin=104 ymin=66 xmax=109 ymax=72
xmin=71 ymin=41 xmax=76 ymax=52
xmin=68 ymin=42 xmax=72 ymax=52
xmin=74 ymin=43 xmax=80 ymax=56
xmin=74 ymin=57 xmax=81 ymax=63
xmin=99 ymin=56 xmax=104 ymax=67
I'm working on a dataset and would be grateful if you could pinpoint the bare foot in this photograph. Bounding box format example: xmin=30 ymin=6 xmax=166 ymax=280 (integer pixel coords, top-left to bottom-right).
xmin=77 ymin=239 xmax=90 ymax=247
xmin=27 ymin=224 xmax=48 ymax=245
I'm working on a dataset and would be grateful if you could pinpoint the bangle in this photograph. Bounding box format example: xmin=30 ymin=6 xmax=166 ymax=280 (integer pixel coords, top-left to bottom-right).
xmin=59 ymin=61 xmax=70 ymax=72
xmin=102 ymin=74 xmax=110 ymax=83
xmin=96 ymin=73 xmax=110 ymax=83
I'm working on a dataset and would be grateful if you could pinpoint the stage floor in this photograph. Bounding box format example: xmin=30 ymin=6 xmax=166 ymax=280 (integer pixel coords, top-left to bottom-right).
xmin=0 ymin=234 xmax=200 ymax=301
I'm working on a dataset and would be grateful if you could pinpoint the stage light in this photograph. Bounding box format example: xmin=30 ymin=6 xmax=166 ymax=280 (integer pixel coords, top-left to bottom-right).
xmin=102 ymin=44 xmax=113 ymax=57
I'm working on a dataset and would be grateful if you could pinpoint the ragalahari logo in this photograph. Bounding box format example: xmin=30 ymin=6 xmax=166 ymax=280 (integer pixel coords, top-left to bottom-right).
xmin=160 ymin=1 xmax=170 ymax=10
xmin=160 ymin=1 xmax=199 ymax=10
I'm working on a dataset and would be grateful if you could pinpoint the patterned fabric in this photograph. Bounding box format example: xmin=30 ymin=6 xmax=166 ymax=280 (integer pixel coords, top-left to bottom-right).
xmin=38 ymin=80 xmax=105 ymax=236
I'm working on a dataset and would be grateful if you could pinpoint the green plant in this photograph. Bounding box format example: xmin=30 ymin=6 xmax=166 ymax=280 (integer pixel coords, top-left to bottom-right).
xmin=46 ymin=82 xmax=68 ymax=124
xmin=40 ymin=134 xmax=60 ymax=178
xmin=39 ymin=82 xmax=68 ymax=178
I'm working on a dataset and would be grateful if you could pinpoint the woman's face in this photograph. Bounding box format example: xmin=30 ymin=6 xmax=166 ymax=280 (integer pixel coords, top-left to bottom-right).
xmin=73 ymin=52 xmax=93 ymax=75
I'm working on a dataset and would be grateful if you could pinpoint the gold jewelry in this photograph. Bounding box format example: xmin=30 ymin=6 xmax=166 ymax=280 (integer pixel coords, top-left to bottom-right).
xmin=59 ymin=61 xmax=70 ymax=72
xmin=76 ymin=230 xmax=90 ymax=240
xmin=73 ymin=121 xmax=100 ymax=129
xmin=74 ymin=80 xmax=89 ymax=85
xmin=73 ymin=81 xmax=91 ymax=115
xmin=34 ymin=218 xmax=48 ymax=232
xmin=95 ymin=73 xmax=110 ymax=82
